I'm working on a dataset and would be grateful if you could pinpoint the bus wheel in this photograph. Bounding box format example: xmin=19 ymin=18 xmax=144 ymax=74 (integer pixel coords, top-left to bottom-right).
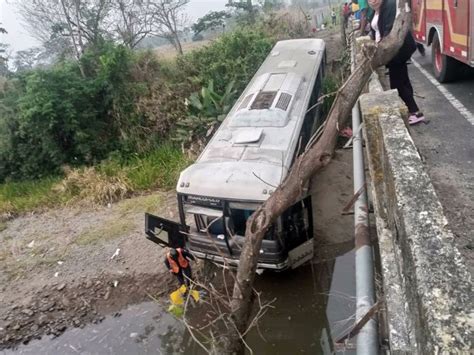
xmin=431 ymin=32 xmax=457 ymax=83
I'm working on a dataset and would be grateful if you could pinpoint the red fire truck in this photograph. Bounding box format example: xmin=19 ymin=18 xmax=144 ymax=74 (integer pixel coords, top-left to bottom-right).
xmin=411 ymin=0 xmax=473 ymax=82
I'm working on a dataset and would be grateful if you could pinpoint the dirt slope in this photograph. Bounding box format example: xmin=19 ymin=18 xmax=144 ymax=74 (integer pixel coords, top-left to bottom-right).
xmin=0 ymin=192 xmax=182 ymax=349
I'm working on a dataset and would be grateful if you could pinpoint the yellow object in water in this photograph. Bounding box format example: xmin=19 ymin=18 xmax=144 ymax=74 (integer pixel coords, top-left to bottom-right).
xmin=169 ymin=285 xmax=200 ymax=305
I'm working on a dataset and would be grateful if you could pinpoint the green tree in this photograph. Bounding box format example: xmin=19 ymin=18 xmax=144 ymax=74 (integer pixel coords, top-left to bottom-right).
xmin=0 ymin=25 xmax=9 ymax=77
xmin=192 ymin=11 xmax=231 ymax=36
xmin=226 ymin=0 xmax=256 ymax=23
xmin=178 ymin=27 xmax=273 ymax=93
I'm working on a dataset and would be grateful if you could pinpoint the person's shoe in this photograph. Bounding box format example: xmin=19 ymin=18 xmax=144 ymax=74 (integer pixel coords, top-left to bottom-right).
xmin=408 ymin=112 xmax=428 ymax=125
xmin=339 ymin=127 xmax=353 ymax=138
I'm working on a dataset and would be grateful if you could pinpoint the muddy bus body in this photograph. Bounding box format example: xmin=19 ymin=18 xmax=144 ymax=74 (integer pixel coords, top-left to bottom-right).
xmin=146 ymin=39 xmax=326 ymax=270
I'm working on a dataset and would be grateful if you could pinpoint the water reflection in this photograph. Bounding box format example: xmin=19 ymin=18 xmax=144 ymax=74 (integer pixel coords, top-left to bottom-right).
xmin=243 ymin=248 xmax=356 ymax=355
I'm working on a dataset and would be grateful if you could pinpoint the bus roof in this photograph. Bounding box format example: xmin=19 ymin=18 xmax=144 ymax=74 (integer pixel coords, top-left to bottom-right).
xmin=177 ymin=38 xmax=325 ymax=202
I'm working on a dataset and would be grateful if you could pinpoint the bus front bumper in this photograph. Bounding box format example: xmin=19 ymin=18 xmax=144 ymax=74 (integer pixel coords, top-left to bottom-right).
xmin=191 ymin=250 xmax=289 ymax=271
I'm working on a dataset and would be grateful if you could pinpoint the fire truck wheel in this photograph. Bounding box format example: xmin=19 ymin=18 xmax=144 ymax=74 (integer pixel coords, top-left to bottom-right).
xmin=431 ymin=32 xmax=458 ymax=83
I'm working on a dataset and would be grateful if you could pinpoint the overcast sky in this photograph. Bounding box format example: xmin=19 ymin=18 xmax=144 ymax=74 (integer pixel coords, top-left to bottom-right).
xmin=0 ymin=0 xmax=229 ymax=53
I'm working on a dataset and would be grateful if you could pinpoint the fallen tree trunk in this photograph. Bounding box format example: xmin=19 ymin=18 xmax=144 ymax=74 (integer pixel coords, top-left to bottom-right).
xmin=221 ymin=1 xmax=413 ymax=353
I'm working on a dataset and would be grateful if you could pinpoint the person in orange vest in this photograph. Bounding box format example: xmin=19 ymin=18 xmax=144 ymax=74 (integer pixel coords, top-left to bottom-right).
xmin=164 ymin=247 xmax=195 ymax=287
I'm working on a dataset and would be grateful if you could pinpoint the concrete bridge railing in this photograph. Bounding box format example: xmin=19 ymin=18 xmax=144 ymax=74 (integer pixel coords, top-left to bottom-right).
xmin=358 ymin=52 xmax=472 ymax=352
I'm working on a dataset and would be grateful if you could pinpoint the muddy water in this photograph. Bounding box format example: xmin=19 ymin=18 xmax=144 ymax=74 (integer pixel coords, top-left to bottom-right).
xmin=2 ymin=248 xmax=356 ymax=355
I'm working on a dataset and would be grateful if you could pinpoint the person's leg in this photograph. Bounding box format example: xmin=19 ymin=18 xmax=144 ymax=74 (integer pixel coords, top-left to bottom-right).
xmin=359 ymin=8 xmax=367 ymax=34
xmin=389 ymin=63 xmax=419 ymax=113
xmin=182 ymin=266 xmax=193 ymax=287
xmin=389 ymin=64 xmax=426 ymax=124
xmin=416 ymin=43 xmax=425 ymax=56
xmin=175 ymin=271 xmax=185 ymax=286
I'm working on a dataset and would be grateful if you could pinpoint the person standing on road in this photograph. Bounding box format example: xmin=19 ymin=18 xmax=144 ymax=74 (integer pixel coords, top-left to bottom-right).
xmin=368 ymin=0 xmax=427 ymax=125
xmin=358 ymin=0 xmax=369 ymax=33
xmin=342 ymin=3 xmax=351 ymax=28
xmin=165 ymin=247 xmax=195 ymax=287
xmin=352 ymin=0 xmax=360 ymax=20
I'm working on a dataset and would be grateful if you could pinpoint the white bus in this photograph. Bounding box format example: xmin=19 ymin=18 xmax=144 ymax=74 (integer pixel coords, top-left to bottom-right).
xmin=146 ymin=38 xmax=327 ymax=270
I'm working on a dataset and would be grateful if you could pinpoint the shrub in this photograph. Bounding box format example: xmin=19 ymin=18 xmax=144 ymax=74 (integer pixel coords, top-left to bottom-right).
xmin=54 ymin=166 xmax=133 ymax=206
xmin=174 ymin=80 xmax=236 ymax=150
xmin=177 ymin=27 xmax=274 ymax=94
xmin=0 ymin=43 xmax=183 ymax=181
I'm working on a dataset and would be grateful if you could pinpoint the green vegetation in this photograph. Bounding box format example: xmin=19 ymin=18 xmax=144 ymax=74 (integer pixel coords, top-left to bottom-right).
xmin=121 ymin=144 xmax=191 ymax=191
xmin=0 ymin=177 xmax=64 ymax=215
xmin=0 ymin=144 xmax=189 ymax=215
xmin=0 ymin=17 xmax=309 ymax=216
xmin=321 ymin=75 xmax=340 ymax=115
xmin=175 ymin=80 xmax=237 ymax=147
xmin=0 ymin=44 xmax=177 ymax=181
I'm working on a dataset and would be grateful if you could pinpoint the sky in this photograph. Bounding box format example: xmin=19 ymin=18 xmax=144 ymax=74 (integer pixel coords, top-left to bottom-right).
xmin=0 ymin=0 xmax=229 ymax=53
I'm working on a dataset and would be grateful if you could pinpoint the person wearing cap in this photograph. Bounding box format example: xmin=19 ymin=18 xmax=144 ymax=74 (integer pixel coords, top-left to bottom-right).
xmin=164 ymin=247 xmax=196 ymax=286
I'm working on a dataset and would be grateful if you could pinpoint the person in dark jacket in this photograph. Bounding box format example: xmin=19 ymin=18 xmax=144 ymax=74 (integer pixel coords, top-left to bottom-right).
xmin=368 ymin=0 xmax=426 ymax=125
xmin=165 ymin=247 xmax=195 ymax=287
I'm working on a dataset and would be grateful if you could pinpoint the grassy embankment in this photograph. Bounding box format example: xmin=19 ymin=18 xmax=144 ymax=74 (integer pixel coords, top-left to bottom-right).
xmin=0 ymin=144 xmax=189 ymax=216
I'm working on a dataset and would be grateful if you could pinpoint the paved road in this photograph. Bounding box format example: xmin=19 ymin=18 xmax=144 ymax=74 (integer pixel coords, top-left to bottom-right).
xmin=406 ymin=50 xmax=474 ymax=274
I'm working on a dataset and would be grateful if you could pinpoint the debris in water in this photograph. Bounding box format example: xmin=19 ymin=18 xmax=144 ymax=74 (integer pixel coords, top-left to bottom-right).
xmin=129 ymin=332 xmax=138 ymax=338
xmin=57 ymin=261 xmax=64 ymax=265
xmin=27 ymin=241 xmax=35 ymax=248
xmin=54 ymin=272 xmax=59 ymax=277
xmin=113 ymin=280 xmax=119 ymax=288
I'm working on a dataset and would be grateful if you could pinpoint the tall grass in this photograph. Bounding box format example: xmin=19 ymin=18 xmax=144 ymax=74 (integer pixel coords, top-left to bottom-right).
xmin=0 ymin=177 xmax=65 ymax=215
xmin=121 ymin=144 xmax=191 ymax=191
xmin=0 ymin=144 xmax=190 ymax=216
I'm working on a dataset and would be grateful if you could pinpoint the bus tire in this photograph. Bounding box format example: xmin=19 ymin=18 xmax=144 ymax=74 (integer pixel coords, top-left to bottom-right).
xmin=431 ymin=32 xmax=458 ymax=83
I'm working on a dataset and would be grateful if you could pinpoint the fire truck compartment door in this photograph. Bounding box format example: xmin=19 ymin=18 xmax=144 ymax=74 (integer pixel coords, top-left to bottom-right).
xmin=145 ymin=213 xmax=186 ymax=248
xmin=470 ymin=0 xmax=474 ymax=64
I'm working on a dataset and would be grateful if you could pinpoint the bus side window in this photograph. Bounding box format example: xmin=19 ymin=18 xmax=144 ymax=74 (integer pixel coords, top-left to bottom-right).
xmin=299 ymin=71 xmax=323 ymax=153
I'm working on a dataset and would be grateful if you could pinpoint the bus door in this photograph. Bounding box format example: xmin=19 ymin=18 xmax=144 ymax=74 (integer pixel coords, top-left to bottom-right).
xmin=145 ymin=213 xmax=187 ymax=248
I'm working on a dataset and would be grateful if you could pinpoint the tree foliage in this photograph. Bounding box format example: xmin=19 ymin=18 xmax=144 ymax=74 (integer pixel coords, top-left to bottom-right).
xmin=0 ymin=24 xmax=9 ymax=76
xmin=0 ymin=24 xmax=277 ymax=181
xmin=226 ymin=0 xmax=257 ymax=23
xmin=178 ymin=27 xmax=273 ymax=93
xmin=192 ymin=11 xmax=230 ymax=35
xmin=0 ymin=43 xmax=169 ymax=181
